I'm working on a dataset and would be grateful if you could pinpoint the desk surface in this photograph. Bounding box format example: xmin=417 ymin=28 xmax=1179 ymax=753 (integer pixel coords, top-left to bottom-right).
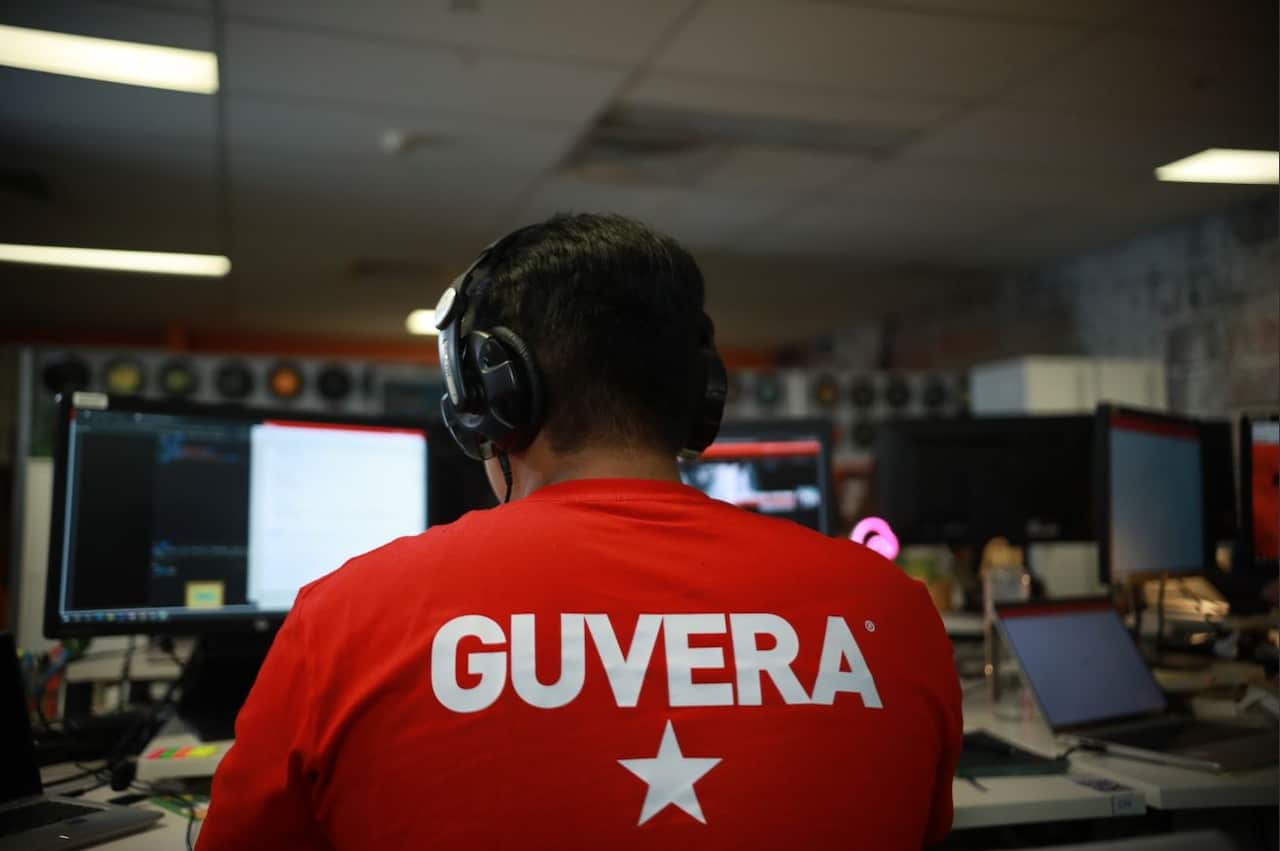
xmin=43 ymin=748 xmax=1144 ymax=846
xmin=964 ymin=688 xmax=1280 ymax=810
xmin=38 ymin=686 xmax=1274 ymax=848
xmin=51 ymin=769 xmax=1134 ymax=846
xmin=41 ymin=766 xmax=198 ymax=850
xmin=952 ymin=773 xmax=1143 ymax=830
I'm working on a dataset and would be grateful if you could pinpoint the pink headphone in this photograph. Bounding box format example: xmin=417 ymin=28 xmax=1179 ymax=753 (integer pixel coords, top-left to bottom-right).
xmin=850 ymin=517 xmax=900 ymax=561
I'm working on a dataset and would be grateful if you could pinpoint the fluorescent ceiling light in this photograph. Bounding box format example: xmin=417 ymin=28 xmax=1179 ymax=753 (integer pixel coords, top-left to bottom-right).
xmin=0 ymin=24 xmax=218 ymax=94
xmin=1155 ymin=148 xmax=1279 ymax=185
xmin=0 ymin=244 xmax=230 ymax=276
xmin=406 ymin=309 xmax=439 ymax=336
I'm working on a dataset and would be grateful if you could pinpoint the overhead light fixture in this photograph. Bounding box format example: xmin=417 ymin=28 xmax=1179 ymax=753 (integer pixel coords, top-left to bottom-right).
xmin=1155 ymin=148 xmax=1279 ymax=185
xmin=406 ymin=309 xmax=440 ymax=336
xmin=0 ymin=244 xmax=230 ymax=276
xmin=0 ymin=24 xmax=218 ymax=94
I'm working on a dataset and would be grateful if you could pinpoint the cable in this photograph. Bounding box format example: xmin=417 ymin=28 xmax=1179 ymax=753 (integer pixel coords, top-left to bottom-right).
xmin=186 ymin=797 xmax=198 ymax=851
xmin=32 ymin=652 xmax=73 ymax=735
xmin=98 ymin=652 xmax=190 ymax=780
xmin=118 ymin=636 xmax=137 ymax=712
xmin=498 ymin=451 xmax=513 ymax=504
xmin=1156 ymin=572 xmax=1168 ymax=661
xmin=1058 ymin=742 xmax=1106 ymax=760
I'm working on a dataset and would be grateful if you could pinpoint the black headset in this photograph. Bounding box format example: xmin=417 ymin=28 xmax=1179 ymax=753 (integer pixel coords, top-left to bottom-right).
xmin=434 ymin=231 xmax=728 ymax=463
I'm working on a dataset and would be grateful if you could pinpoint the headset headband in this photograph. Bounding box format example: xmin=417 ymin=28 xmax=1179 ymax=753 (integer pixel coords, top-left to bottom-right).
xmin=434 ymin=239 xmax=503 ymax=412
xmin=433 ymin=228 xmax=725 ymax=461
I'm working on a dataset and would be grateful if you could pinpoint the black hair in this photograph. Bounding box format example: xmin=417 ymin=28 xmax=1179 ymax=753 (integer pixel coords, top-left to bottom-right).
xmin=470 ymin=213 xmax=706 ymax=454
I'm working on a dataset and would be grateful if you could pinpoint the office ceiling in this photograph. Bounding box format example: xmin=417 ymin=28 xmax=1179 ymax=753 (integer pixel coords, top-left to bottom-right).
xmin=1 ymin=0 xmax=1276 ymax=347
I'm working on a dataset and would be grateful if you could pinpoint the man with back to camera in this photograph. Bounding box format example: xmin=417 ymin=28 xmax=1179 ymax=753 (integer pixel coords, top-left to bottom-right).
xmin=197 ymin=214 xmax=962 ymax=850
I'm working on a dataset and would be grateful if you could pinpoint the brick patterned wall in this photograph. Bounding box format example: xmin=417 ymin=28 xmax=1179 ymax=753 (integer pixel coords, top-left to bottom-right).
xmin=1044 ymin=194 xmax=1278 ymax=415
xmin=832 ymin=194 xmax=1278 ymax=417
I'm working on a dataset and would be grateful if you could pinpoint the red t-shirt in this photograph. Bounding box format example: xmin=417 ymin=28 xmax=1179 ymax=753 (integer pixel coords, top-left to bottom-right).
xmin=198 ymin=478 xmax=962 ymax=850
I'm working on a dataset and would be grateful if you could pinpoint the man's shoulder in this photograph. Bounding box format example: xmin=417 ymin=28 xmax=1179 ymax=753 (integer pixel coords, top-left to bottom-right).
xmin=708 ymin=501 xmax=914 ymax=581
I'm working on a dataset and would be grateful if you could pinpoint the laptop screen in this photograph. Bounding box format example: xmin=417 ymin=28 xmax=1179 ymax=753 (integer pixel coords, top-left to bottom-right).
xmin=996 ymin=600 xmax=1167 ymax=730
xmin=1 ymin=633 xmax=43 ymax=802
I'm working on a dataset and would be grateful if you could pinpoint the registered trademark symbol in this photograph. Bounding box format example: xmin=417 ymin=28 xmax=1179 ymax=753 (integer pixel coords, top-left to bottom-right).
xmin=864 ymin=620 xmax=876 ymax=632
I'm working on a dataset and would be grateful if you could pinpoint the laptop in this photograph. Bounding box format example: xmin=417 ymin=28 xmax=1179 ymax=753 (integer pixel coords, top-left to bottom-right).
xmin=1 ymin=633 xmax=162 ymax=851
xmin=995 ymin=599 xmax=1279 ymax=773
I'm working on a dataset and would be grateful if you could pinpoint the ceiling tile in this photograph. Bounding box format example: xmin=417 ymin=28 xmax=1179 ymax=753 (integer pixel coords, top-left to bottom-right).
xmin=647 ymin=192 xmax=786 ymax=249
xmin=0 ymin=68 xmax=216 ymax=154
xmin=696 ymin=145 xmax=868 ymax=200
xmin=224 ymin=22 xmax=627 ymax=123
xmin=229 ymin=148 xmax=538 ymax=247
xmin=919 ymin=182 xmax=1269 ymax=267
xmin=223 ymin=0 xmax=689 ymax=66
xmin=504 ymin=176 xmax=681 ymax=231
xmin=1000 ymin=30 xmax=1277 ymax=126
xmin=819 ymin=0 xmax=1120 ymax=25
xmin=625 ymin=71 xmax=955 ymax=129
xmin=2 ymin=0 xmax=213 ymax=50
xmin=0 ymin=141 xmax=219 ymax=254
xmin=733 ymin=194 xmax=1034 ymax=261
xmin=1111 ymin=0 xmax=1278 ymax=39
xmin=654 ymin=0 xmax=1079 ymax=99
xmin=901 ymin=107 xmax=1279 ymax=174
xmin=228 ymin=95 xmax=579 ymax=171
xmin=836 ymin=157 xmax=1122 ymax=207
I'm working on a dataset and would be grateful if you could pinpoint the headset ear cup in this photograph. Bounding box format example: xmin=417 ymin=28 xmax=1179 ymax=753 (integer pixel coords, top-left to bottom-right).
xmin=490 ymin=326 xmax=544 ymax=446
xmin=685 ymin=314 xmax=727 ymax=454
xmin=688 ymin=350 xmax=727 ymax=453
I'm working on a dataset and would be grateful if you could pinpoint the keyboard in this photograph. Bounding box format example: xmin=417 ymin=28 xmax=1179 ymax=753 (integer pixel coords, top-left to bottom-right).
xmin=0 ymin=800 xmax=100 ymax=835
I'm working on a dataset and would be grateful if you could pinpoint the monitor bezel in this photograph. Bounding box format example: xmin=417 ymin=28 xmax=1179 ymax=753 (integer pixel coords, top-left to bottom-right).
xmin=45 ymin=392 xmax=436 ymax=638
xmin=993 ymin=596 xmax=1168 ymax=733
xmin=1239 ymin=412 xmax=1280 ymax=572
xmin=689 ymin=417 xmax=836 ymax=535
xmin=873 ymin=414 xmax=1096 ymax=547
xmin=1094 ymin=403 xmax=1214 ymax=586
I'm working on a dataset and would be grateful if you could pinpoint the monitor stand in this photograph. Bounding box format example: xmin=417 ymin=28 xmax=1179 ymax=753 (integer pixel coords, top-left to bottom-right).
xmin=175 ymin=631 xmax=277 ymax=742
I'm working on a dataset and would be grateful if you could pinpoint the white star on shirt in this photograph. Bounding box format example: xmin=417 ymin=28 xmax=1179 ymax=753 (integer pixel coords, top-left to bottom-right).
xmin=618 ymin=720 xmax=722 ymax=826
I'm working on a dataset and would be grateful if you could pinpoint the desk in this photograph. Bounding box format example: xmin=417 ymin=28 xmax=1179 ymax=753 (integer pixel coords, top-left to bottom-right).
xmin=953 ymin=774 xmax=1143 ymax=830
xmin=39 ymin=687 xmax=1275 ymax=847
xmin=963 ymin=689 xmax=1280 ymax=811
xmin=41 ymin=764 xmax=199 ymax=850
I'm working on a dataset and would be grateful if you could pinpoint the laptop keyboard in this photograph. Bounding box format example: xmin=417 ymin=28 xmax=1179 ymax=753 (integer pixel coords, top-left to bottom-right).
xmin=1095 ymin=719 xmax=1259 ymax=751
xmin=0 ymin=800 xmax=100 ymax=835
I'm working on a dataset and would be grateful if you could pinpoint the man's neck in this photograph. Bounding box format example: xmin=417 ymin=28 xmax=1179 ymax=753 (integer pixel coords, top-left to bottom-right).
xmin=513 ymin=444 xmax=681 ymax=499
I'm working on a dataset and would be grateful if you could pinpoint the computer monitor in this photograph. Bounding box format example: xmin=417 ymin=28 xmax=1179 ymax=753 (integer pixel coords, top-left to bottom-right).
xmin=45 ymin=393 xmax=437 ymax=636
xmin=873 ymin=416 xmax=1094 ymax=546
xmin=1240 ymin=414 xmax=1280 ymax=570
xmin=1201 ymin=419 xmax=1239 ymax=546
xmin=1095 ymin=405 xmax=1211 ymax=584
xmin=679 ymin=419 xmax=833 ymax=534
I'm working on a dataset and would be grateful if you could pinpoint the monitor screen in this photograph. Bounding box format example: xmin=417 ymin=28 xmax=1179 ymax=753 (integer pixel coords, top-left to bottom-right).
xmin=1248 ymin=418 xmax=1280 ymax=562
xmin=1100 ymin=408 xmax=1206 ymax=581
xmin=997 ymin=600 xmax=1166 ymax=730
xmin=679 ymin=420 xmax=832 ymax=534
xmin=47 ymin=395 xmax=429 ymax=634
xmin=874 ymin=416 xmax=1094 ymax=546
